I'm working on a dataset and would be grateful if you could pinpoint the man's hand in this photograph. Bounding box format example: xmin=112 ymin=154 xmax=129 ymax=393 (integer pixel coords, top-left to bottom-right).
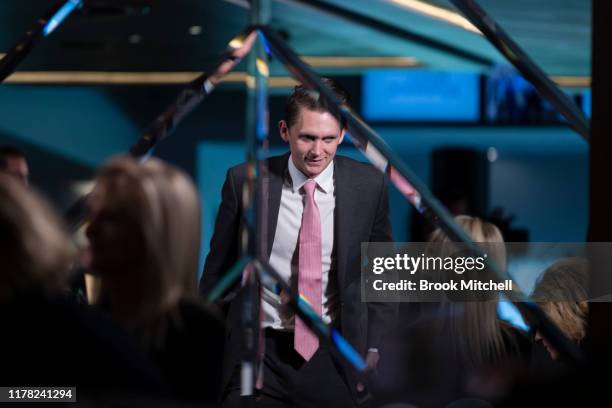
xmin=364 ymin=349 xmax=380 ymax=372
xmin=356 ymin=350 xmax=380 ymax=393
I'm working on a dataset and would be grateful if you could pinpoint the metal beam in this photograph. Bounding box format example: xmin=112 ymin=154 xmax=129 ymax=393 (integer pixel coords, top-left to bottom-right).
xmin=260 ymin=23 xmax=585 ymax=366
xmin=0 ymin=0 xmax=82 ymax=84
xmin=64 ymin=27 xmax=258 ymax=230
xmin=449 ymin=0 xmax=590 ymax=142
xmin=275 ymin=0 xmax=494 ymax=67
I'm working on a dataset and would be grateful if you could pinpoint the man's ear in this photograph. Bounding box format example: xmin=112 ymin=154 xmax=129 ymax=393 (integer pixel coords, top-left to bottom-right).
xmin=279 ymin=120 xmax=289 ymax=143
xmin=338 ymin=128 xmax=346 ymax=145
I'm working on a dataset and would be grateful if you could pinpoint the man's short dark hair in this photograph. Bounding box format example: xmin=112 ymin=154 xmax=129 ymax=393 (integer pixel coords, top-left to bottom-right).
xmin=284 ymin=77 xmax=350 ymax=129
xmin=0 ymin=146 xmax=26 ymax=170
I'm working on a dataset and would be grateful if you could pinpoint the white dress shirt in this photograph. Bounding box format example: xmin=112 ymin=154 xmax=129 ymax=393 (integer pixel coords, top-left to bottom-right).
xmin=262 ymin=155 xmax=339 ymax=330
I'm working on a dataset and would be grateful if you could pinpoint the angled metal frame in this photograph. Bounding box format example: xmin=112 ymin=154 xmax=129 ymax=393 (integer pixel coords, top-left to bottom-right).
xmin=257 ymin=24 xmax=584 ymax=365
xmin=280 ymin=0 xmax=493 ymax=67
xmin=239 ymin=0 xmax=271 ymax=400
xmin=6 ymin=0 xmax=581 ymax=380
xmin=449 ymin=0 xmax=589 ymax=141
xmin=0 ymin=0 xmax=82 ymax=84
xmin=65 ymin=27 xmax=258 ymax=230
xmin=278 ymin=0 xmax=590 ymax=143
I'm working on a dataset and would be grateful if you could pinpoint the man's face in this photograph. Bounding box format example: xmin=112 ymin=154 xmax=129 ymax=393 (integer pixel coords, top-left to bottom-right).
xmin=4 ymin=156 xmax=29 ymax=186
xmin=279 ymin=107 xmax=345 ymax=178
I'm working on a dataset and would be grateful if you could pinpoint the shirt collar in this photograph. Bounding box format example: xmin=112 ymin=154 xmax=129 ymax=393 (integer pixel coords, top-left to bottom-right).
xmin=287 ymin=155 xmax=334 ymax=194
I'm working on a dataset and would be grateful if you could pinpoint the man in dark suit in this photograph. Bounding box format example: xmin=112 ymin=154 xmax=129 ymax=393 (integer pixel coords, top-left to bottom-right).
xmin=200 ymin=78 xmax=395 ymax=407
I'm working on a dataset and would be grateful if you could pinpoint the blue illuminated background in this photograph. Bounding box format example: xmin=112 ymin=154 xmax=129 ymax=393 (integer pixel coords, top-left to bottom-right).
xmin=362 ymin=70 xmax=481 ymax=122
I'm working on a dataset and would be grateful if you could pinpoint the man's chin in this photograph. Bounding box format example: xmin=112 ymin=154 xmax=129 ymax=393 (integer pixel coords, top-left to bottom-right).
xmin=304 ymin=160 xmax=326 ymax=176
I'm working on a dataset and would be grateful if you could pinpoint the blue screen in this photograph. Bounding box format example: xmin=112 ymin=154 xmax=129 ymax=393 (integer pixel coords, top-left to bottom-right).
xmin=362 ymin=70 xmax=480 ymax=122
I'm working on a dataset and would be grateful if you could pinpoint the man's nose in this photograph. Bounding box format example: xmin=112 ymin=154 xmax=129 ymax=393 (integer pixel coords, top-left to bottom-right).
xmin=310 ymin=140 xmax=323 ymax=155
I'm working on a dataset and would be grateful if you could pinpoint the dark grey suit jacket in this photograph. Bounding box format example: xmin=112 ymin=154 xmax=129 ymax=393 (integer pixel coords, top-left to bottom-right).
xmin=200 ymin=153 xmax=396 ymax=396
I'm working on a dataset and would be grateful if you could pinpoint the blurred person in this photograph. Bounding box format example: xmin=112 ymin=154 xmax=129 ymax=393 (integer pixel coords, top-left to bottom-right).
xmin=0 ymin=172 xmax=168 ymax=399
xmin=496 ymin=258 xmax=590 ymax=407
xmin=377 ymin=216 xmax=529 ymax=406
xmin=429 ymin=216 xmax=532 ymax=404
xmin=86 ymin=156 xmax=224 ymax=404
xmin=0 ymin=173 xmax=72 ymax=301
xmin=427 ymin=215 xmax=527 ymax=367
xmin=0 ymin=145 xmax=29 ymax=186
xmin=532 ymin=257 xmax=588 ymax=360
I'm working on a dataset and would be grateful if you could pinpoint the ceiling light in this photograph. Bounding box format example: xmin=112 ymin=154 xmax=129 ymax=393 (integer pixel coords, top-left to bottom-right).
xmin=128 ymin=34 xmax=142 ymax=44
xmin=303 ymin=56 xmax=420 ymax=68
xmin=387 ymin=0 xmax=481 ymax=34
xmin=2 ymin=68 xmax=590 ymax=90
xmin=487 ymin=147 xmax=498 ymax=163
xmin=2 ymin=71 xmax=298 ymax=87
xmin=6 ymin=71 xmax=223 ymax=84
xmin=189 ymin=25 xmax=202 ymax=35
xmin=551 ymin=76 xmax=590 ymax=88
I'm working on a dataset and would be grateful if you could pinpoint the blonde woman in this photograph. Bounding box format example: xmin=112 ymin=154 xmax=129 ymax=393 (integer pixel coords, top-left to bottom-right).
xmin=87 ymin=158 xmax=199 ymax=331
xmin=428 ymin=215 xmax=528 ymax=367
xmin=375 ymin=216 xmax=530 ymax=406
xmin=86 ymin=156 xmax=223 ymax=403
xmin=0 ymin=172 xmax=166 ymax=397
xmin=532 ymin=257 xmax=588 ymax=360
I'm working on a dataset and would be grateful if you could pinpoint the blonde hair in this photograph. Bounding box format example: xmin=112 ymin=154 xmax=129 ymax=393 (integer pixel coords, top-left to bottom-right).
xmin=90 ymin=157 xmax=201 ymax=336
xmin=429 ymin=215 xmax=515 ymax=366
xmin=0 ymin=174 xmax=74 ymax=300
xmin=428 ymin=214 xmax=507 ymax=274
xmin=533 ymin=257 xmax=588 ymax=343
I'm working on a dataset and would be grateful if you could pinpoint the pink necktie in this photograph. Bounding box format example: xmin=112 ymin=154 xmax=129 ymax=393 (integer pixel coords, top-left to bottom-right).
xmin=295 ymin=179 xmax=322 ymax=361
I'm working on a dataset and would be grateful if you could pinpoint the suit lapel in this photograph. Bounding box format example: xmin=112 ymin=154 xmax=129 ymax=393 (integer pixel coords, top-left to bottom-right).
xmin=334 ymin=157 xmax=355 ymax=289
xmin=265 ymin=153 xmax=289 ymax=260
